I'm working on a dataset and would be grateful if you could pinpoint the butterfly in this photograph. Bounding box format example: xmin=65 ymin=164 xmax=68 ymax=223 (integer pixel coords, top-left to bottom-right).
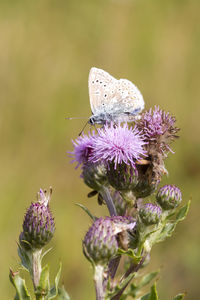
xmin=88 ymin=67 xmax=145 ymax=125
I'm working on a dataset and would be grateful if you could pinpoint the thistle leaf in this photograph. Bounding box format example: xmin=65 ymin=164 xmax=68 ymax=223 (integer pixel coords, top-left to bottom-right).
xmin=48 ymin=263 xmax=62 ymax=299
xmin=58 ymin=286 xmax=71 ymax=300
xmin=118 ymin=248 xmax=142 ymax=264
xmin=75 ymin=203 xmax=96 ymax=221
xmin=139 ymin=283 xmax=158 ymax=300
xmin=35 ymin=264 xmax=50 ymax=296
xmin=138 ymin=271 xmax=159 ymax=289
xmin=149 ymin=283 xmax=158 ymax=300
xmin=17 ymin=245 xmax=32 ymax=272
xmin=173 ymin=293 xmax=186 ymax=300
xmin=176 ymin=201 xmax=190 ymax=222
xmin=9 ymin=269 xmax=31 ymax=300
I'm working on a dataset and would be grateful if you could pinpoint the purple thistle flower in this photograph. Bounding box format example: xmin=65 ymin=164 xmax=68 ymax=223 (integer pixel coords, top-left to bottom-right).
xmin=19 ymin=188 xmax=55 ymax=250
xmin=70 ymin=131 xmax=96 ymax=168
xmin=90 ymin=123 xmax=146 ymax=169
xmin=83 ymin=216 xmax=136 ymax=265
xmin=136 ymin=106 xmax=179 ymax=155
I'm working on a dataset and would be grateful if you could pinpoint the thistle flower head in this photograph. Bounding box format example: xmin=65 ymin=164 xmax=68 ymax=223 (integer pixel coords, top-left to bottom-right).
xmin=83 ymin=216 xmax=136 ymax=265
xmin=70 ymin=131 xmax=96 ymax=168
xmin=139 ymin=203 xmax=162 ymax=226
xmin=90 ymin=123 xmax=146 ymax=169
xmin=136 ymin=106 xmax=179 ymax=155
xmin=156 ymin=185 xmax=182 ymax=210
xmin=19 ymin=188 xmax=55 ymax=250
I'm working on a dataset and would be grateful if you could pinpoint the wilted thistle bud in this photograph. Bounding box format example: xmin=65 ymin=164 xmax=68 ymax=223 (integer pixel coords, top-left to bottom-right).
xmin=82 ymin=162 xmax=107 ymax=191
xmin=131 ymin=161 xmax=160 ymax=198
xmin=83 ymin=216 xmax=135 ymax=265
xmin=156 ymin=185 xmax=182 ymax=210
xmin=139 ymin=203 xmax=162 ymax=226
xmin=19 ymin=188 xmax=55 ymax=250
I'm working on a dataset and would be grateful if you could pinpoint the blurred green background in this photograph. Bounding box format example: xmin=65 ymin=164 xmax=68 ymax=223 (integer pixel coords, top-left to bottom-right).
xmin=0 ymin=0 xmax=199 ymax=299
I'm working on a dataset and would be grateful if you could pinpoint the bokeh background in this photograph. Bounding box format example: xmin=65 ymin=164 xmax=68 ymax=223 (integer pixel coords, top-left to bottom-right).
xmin=1 ymin=0 xmax=199 ymax=299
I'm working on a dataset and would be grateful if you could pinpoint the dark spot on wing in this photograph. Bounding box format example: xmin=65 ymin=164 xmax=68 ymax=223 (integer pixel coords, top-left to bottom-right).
xmin=104 ymin=94 xmax=107 ymax=98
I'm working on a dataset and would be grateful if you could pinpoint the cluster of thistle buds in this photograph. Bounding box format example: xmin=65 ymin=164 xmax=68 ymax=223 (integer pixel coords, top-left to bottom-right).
xmin=71 ymin=106 xmax=189 ymax=299
xmin=9 ymin=106 xmax=189 ymax=300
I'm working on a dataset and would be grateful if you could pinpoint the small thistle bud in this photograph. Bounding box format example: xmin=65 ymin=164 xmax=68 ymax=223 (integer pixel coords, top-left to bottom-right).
xmin=19 ymin=188 xmax=55 ymax=250
xmin=156 ymin=185 xmax=182 ymax=210
xmin=82 ymin=162 xmax=107 ymax=191
xmin=83 ymin=216 xmax=135 ymax=265
xmin=139 ymin=203 xmax=162 ymax=226
xmin=107 ymin=163 xmax=138 ymax=191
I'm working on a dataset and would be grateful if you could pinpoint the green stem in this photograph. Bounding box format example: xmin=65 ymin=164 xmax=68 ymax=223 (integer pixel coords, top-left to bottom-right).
xmin=100 ymin=186 xmax=117 ymax=217
xmin=32 ymin=250 xmax=42 ymax=288
xmin=32 ymin=249 xmax=44 ymax=300
xmin=94 ymin=265 xmax=105 ymax=300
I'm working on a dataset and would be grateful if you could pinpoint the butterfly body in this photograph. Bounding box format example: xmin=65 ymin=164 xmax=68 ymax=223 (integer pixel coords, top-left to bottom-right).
xmin=88 ymin=67 xmax=145 ymax=125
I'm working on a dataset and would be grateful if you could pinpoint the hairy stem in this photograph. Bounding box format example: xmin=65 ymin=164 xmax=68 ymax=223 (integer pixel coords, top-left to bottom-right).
xmin=100 ymin=186 xmax=117 ymax=217
xmin=100 ymin=186 xmax=120 ymax=283
xmin=94 ymin=265 xmax=105 ymax=300
xmin=32 ymin=249 xmax=44 ymax=300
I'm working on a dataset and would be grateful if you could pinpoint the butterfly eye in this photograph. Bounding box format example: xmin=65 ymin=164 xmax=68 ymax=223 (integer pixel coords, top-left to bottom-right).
xmin=89 ymin=117 xmax=95 ymax=125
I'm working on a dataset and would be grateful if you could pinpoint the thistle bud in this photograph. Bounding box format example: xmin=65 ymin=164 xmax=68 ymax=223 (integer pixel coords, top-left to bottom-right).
xmin=139 ymin=203 xmax=162 ymax=226
xmin=107 ymin=163 xmax=138 ymax=192
xmin=19 ymin=188 xmax=55 ymax=250
xmin=83 ymin=216 xmax=135 ymax=265
xmin=156 ymin=185 xmax=182 ymax=210
xmin=82 ymin=162 xmax=107 ymax=191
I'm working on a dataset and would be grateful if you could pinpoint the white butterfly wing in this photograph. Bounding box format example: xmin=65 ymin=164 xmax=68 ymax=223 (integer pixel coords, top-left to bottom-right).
xmin=88 ymin=67 xmax=118 ymax=114
xmin=114 ymin=78 xmax=145 ymax=114
xmin=88 ymin=67 xmax=144 ymax=117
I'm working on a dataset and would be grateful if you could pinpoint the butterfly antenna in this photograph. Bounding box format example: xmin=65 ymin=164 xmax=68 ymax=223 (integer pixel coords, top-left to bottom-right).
xmin=65 ymin=117 xmax=88 ymax=120
xmin=78 ymin=120 xmax=89 ymax=136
